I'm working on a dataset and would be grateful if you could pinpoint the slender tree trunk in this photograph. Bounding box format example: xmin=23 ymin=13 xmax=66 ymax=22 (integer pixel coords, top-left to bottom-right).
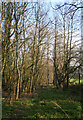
xmin=67 ymin=22 xmax=70 ymax=88
xmin=53 ymin=19 xmax=58 ymax=88
xmin=30 ymin=70 xmax=33 ymax=95
xmin=47 ymin=37 xmax=49 ymax=85
xmin=63 ymin=16 xmax=66 ymax=89
xmin=14 ymin=2 xmax=20 ymax=100
xmin=22 ymin=4 xmax=26 ymax=93
xmin=78 ymin=69 xmax=80 ymax=84
xmin=16 ymin=69 xmax=20 ymax=100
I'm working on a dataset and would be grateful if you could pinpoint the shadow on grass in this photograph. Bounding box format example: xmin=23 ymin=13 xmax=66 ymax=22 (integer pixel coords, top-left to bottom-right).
xmin=2 ymin=84 xmax=82 ymax=119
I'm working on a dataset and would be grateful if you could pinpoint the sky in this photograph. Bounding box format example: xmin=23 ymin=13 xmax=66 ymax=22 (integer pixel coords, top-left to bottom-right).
xmin=42 ymin=0 xmax=73 ymax=2
xmin=2 ymin=0 xmax=75 ymax=3
xmin=27 ymin=0 xmax=77 ymax=3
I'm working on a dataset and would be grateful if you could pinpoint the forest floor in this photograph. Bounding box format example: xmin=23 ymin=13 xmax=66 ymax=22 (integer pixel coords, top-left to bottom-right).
xmin=2 ymin=84 xmax=83 ymax=119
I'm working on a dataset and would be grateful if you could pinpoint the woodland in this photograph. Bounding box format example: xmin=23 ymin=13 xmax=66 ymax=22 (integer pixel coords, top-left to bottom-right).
xmin=1 ymin=0 xmax=83 ymax=119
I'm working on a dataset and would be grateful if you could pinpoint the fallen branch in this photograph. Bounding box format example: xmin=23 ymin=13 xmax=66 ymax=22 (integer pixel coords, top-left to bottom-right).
xmin=54 ymin=101 xmax=70 ymax=119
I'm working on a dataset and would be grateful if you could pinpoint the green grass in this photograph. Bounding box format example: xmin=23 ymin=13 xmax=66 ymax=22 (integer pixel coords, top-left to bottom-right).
xmin=2 ymin=85 xmax=82 ymax=119
xmin=70 ymin=78 xmax=83 ymax=84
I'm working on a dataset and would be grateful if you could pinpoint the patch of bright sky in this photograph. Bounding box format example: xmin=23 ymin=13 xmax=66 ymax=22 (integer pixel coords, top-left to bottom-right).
xmin=43 ymin=0 xmax=73 ymax=3
xmin=27 ymin=0 xmax=74 ymax=3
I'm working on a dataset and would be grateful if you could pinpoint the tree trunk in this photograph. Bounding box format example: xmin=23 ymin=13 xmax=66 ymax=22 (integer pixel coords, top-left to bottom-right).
xmin=53 ymin=18 xmax=58 ymax=88
xmin=47 ymin=37 xmax=49 ymax=85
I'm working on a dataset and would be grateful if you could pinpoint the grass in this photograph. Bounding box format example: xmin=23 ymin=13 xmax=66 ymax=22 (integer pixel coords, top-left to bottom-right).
xmin=70 ymin=78 xmax=83 ymax=84
xmin=2 ymin=84 xmax=82 ymax=119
